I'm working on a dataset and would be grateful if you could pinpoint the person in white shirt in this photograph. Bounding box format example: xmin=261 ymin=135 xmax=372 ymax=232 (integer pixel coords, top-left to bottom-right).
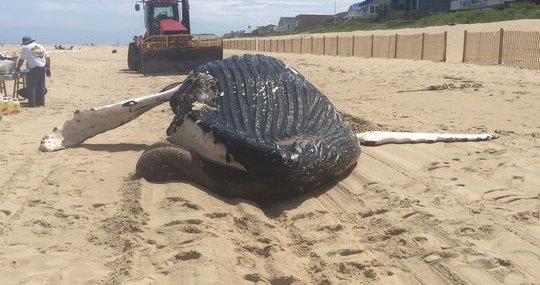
xmin=15 ymin=36 xmax=51 ymax=107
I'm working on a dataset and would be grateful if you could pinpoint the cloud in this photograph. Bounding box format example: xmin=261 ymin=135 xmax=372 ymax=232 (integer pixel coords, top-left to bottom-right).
xmin=36 ymin=2 xmax=78 ymax=12
xmin=0 ymin=0 xmax=353 ymax=44
xmin=191 ymin=0 xmax=351 ymax=33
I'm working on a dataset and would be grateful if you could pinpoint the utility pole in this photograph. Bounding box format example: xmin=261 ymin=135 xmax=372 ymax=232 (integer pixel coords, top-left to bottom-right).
xmin=334 ymin=0 xmax=337 ymax=25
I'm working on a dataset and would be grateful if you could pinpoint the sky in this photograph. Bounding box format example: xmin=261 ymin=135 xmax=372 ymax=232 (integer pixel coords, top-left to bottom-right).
xmin=0 ymin=0 xmax=354 ymax=45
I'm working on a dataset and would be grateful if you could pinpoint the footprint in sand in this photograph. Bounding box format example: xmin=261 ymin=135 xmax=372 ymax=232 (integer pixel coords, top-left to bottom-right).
xmin=163 ymin=219 xmax=203 ymax=227
xmin=512 ymin=250 xmax=540 ymax=278
xmin=413 ymin=236 xmax=428 ymax=244
xmin=360 ymin=209 xmax=389 ymax=218
xmin=174 ymin=250 xmax=201 ymax=261
xmin=481 ymin=188 xmax=530 ymax=204
xmin=504 ymin=270 xmax=526 ymax=285
xmin=243 ymin=244 xmax=274 ymax=257
xmin=317 ymin=224 xmax=344 ymax=233
xmin=327 ymin=248 xmax=364 ymax=257
xmin=269 ymin=276 xmax=298 ymax=285
xmin=204 ymin=212 xmax=229 ymax=219
xmin=161 ymin=197 xmax=201 ymax=210
xmin=243 ymin=273 xmax=264 ymax=283
xmin=455 ymin=224 xmax=495 ymax=239
xmin=384 ymin=227 xmax=407 ymax=236
xmin=465 ymin=255 xmax=508 ymax=270
xmin=427 ymin=162 xmax=450 ymax=171
xmin=402 ymin=211 xmax=422 ymax=219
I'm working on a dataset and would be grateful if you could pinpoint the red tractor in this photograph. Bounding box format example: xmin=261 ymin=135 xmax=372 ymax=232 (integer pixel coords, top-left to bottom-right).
xmin=128 ymin=0 xmax=223 ymax=75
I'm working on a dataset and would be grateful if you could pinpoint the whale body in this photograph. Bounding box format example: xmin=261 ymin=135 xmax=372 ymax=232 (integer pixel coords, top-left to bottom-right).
xmin=136 ymin=54 xmax=361 ymax=202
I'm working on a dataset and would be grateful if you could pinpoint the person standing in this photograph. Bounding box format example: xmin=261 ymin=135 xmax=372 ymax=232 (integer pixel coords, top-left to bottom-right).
xmin=15 ymin=36 xmax=51 ymax=107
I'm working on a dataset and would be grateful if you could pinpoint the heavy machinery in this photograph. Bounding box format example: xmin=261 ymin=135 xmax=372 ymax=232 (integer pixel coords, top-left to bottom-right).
xmin=128 ymin=0 xmax=223 ymax=75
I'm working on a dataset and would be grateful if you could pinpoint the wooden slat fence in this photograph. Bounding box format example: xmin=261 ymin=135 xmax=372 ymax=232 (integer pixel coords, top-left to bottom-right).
xmin=223 ymin=32 xmax=447 ymax=63
xmin=337 ymin=36 xmax=353 ymax=56
xmin=353 ymin=35 xmax=373 ymax=58
xmin=463 ymin=29 xmax=540 ymax=69
xmin=372 ymin=35 xmax=396 ymax=59
xmin=301 ymin=37 xmax=313 ymax=54
xmin=463 ymin=30 xmax=500 ymax=65
xmin=502 ymin=30 xmax=540 ymax=69
xmin=224 ymin=29 xmax=540 ymax=69
xmin=423 ymin=32 xmax=447 ymax=62
xmin=292 ymin=38 xmax=302 ymax=53
xmin=396 ymin=34 xmax=423 ymax=60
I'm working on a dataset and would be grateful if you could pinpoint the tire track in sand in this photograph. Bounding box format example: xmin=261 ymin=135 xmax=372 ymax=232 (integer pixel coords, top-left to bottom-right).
xmin=91 ymin=175 xmax=149 ymax=285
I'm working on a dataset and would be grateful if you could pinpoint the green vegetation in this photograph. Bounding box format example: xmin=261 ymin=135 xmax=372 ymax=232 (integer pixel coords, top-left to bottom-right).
xmin=262 ymin=3 xmax=539 ymax=36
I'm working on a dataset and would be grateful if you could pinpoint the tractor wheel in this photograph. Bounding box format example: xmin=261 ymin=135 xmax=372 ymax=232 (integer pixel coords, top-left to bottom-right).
xmin=128 ymin=42 xmax=139 ymax=71
xmin=137 ymin=53 xmax=143 ymax=72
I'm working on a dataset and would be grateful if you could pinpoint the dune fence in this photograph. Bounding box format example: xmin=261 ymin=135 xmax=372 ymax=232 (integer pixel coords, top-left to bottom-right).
xmin=463 ymin=29 xmax=540 ymax=69
xmin=224 ymin=32 xmax=447 ymax=62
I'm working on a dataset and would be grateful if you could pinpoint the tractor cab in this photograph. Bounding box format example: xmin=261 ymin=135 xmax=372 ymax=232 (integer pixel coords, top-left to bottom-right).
xmin=136 ymin=0 xmax=189 ymax=36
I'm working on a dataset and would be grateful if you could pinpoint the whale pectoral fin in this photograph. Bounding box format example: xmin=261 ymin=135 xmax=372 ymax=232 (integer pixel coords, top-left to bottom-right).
xmin=136 ymin=143 xmax=194 ymax=182
xmin=356 ymin=132 xmax=499 ymax=146
xmin=39 ymin=86 xmax=180 ymax=152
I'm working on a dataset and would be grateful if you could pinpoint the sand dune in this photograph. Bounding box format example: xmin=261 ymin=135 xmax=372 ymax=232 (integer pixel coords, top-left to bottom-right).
xmin=1 ymin=21 xmax=540 ymax=284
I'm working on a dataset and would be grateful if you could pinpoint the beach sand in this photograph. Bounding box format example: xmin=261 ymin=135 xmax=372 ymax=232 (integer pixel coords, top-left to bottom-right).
xmin=1 ymin=20 xmax=539 ymax=284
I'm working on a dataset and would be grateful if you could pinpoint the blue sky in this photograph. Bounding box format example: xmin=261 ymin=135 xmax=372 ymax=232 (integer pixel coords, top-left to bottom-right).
xmin=0 ymin=0 xmax=353 ymax=44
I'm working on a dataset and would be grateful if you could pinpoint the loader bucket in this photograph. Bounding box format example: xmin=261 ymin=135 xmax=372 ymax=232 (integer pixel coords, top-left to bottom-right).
xmin=141 ymin=47 xmax=223 ymax=75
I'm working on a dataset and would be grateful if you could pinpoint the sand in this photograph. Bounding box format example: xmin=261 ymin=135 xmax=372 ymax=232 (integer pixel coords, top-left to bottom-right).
xmin=1 ymin=20 xmax=539 ymax=284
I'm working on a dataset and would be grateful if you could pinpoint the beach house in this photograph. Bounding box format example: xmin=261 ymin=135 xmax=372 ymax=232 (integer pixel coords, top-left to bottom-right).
xmin=346 ymin=0 xmax=450 ymax=20
xmin=345 ymin=0 xmax=388 ymax=20
xmin=278 ymin=17 xmax=296 ymax=32
xmin=450 ymin=0 xmax=514 ymax=11
xmin=294 ymin=14 xmax=336 ymax=30
xmin=392 ymin=0 xmax=450 ymax=14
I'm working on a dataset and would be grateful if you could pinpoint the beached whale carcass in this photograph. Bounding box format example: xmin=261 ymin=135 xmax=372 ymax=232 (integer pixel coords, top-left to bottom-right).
xmin=136 ymin=54 xmax=361 ymax=201
xmin=39 ymin=54 xmax=498 ymax=203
